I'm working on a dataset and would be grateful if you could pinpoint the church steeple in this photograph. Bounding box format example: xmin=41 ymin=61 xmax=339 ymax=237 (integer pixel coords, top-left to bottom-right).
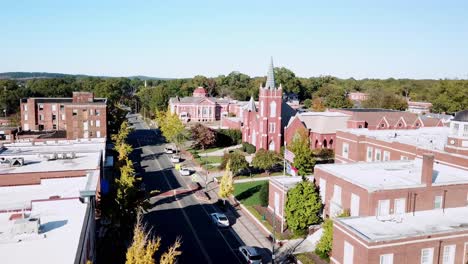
xmin=265 ymin=57 xmax=276 ymax=90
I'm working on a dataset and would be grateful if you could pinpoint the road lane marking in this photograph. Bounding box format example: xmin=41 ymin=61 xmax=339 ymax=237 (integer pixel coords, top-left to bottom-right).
xmin=137 ymin=138 xmax=213 ymax=264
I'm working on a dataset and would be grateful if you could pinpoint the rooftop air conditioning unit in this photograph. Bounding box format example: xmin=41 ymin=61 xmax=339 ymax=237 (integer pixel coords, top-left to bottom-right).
xmin=11 ymin=217 xmax=41 ymax=236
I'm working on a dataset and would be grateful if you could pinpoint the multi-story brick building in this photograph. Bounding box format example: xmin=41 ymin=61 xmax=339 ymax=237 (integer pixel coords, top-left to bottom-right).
xmin=0 ymin=139 xmax=106 ymax=264
xmin=407 ymin=100 xmax=433 ymax=114
xmin=314 ymin=154 xmax=468 ymax=218
xmin=334 ymin=116 xmax=468 ymax=169
xmin=332 ymin=206 xmax=468 ymax=264
xmin=20 ymin=92 xmax=107 ymax=140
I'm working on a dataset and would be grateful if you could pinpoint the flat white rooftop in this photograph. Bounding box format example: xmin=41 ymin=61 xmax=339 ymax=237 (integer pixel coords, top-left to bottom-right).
xmin=271 ymin=176 xmax=314 ymax=189
xmin=0 ymin=199 xmax=88 ymax=264
xmin=0 ymin=176 xmax=90 ymax=211
xmin=340 ymin=127 xmax=449 ymax=151
xmin=336 ymin=206 xmax=468 ymax=242
xmin=316 ymin=159 xmax=468 ymax=192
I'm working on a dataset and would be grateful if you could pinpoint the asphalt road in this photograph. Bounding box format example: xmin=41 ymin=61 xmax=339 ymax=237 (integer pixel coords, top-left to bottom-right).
xmin=126 ymin=114 xmax=250 ymax=264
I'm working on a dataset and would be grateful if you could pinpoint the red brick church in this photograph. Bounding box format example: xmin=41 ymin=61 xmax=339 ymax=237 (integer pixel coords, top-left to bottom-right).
xmin=240 ymin=58 xmax=296 ymax=153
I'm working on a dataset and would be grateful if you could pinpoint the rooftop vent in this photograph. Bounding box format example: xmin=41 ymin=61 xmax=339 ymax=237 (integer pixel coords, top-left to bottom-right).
xmin=11 ymin=217 xmax=41 ymax=236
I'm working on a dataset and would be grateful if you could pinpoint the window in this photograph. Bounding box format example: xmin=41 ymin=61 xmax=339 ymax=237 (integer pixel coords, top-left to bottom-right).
xmin=260 ymin=102 xmax=264 ymax=116
xmin=377 ymin=199 xmax=390 ymax=216
xmin=274 ymin=192 xmax=280 ymax=215
xmin=380 ymin=254 xmax=394 ymax=264
xmin=319 ymin=178 xmax=326 ymax=202
xmin=96 ymin=109 xmax=100 ymax=116
xmin=269 ymin=123 xmax=276 ymax=133
xmin=464 ymin=124 xmax=468 ymax=137
xmin=434 ymin=195 xmax=443 ymax=209
xmin=452 ymin=123 xmax=459 ymax=134
xmin=24 ymin=104 xmax=28 ymax=111
xmin=90 ymin=120 xmax=94 ymax=126
xmin=421 ymin=248 xmax=434 ymax=264
xmin=375 ymin=149 xmax=381 ymax=161
xmin=73 ymin=109 xmax=78 ymax=116
xmin=270 ymin=101 xmax=277 ymax=117
xmin=401 ymin=155 xmax=408 ymax=160
xmin=96 ymin=120 xmax=101 ymax=128
xmin=39 ymin=104 xmax=44 ymax=110
xmin=350 ymin=193 xmax=360 ymax=216
xmin=61 ymin=114 xmax=65 ymax=120
xmin=380 ymin=123 xmax=385 ymax=128
xmin=394 ymin=198 xmax=405 ymax=215
xmin=442 ymin=245 xmax=455 ymax=264
xmin=383 ymin=151 xmax=390 ymax=161
xmin=52 ymin=114 xmax=57 ymax=121
xmin=342 ymin=143 xmax=349 ymax=159
xmin=333 ymin=185 xmax=342 ymax=205
xmin=343 ymin=241 xmax=354 ymax=264
xmin=90 ymin=109 xmax=94 ymax=115
xmin=96 ymin=131 xmax=101 ymax=138
xmin=24 ymin=114 xmax=28 ymax=121
xmin=39 ymin=114 xmax=44 ymax=121
xmin=60 ymin=105 xmax=64 ymax=111
xmin=52 ymin=104 xmax=57 ymax=111
xmin=366 ymin=147 xmax=373 ymax=162
xmin=52 ymin=124 xmax=57 ymax=130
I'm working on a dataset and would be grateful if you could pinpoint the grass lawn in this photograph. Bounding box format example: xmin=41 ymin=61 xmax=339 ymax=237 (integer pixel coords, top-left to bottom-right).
xmin=196 ymin=156 xmax=223 ymax=165
xmin=233 ymin=180 xmax=267 ymax=206
xmin=188 ymin=146 xmax=223 ymax=155
xmin=235 ymin=171 xmax=283 ymax=180
xmin=295 ymin=253 xmax=318 ymax=264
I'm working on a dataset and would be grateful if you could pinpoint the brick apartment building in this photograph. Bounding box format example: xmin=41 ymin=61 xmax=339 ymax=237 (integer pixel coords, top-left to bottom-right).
xmin=334 ymin=123 xmax=468 ymax=169
xmin=20 ymin=92 xmax=107 ymax=140
xmin=332 ymin=206 xmax=468 ymax=264
xmin=314 ymin=154 xmax=468 ymax=218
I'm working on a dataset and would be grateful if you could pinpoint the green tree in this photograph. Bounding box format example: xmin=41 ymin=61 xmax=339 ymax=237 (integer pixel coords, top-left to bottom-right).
xmin=259 ymin=182 xmax=269 ymax=207
xmin=115 ymin=159 xmax=137 ymax=217
xmin=218 ymin=161 xmax=235 ymax=204
xmin=289 ymin=129 xmax=316 ymax=176
xmin=362 ymin=89 xmax=408 ymax=110
xmin=303 ymin=99 xmax=312 ymax=109
xmin=315 ymin=211 xmax=350 ymax=260
xmin=219 ymin=151 xmax=249 ymax=175
xmin=274 ymin=67 xmax=302 ymax=96
xmin=126 ymin=214 xmax=182 ymax=264
xmin=285 ymin=179 xmax=323 ymax=235
xmin=251 ymin=149 xmax=281 ymax=174
xmin=157 ymin=110 xmax=186 ymax=152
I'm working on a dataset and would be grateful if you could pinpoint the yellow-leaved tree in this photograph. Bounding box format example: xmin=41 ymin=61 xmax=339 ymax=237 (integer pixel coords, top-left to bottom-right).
xmin=155 ymin=109 xmax=186 ymax=153
xmin=218 ymin=160 xmax=234 ymax=204
xmin=126 ymin=214 xmax=182 ymax=264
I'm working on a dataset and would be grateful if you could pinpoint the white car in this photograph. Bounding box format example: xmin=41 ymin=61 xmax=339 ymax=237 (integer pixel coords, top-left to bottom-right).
xmin=238 ymin=246 xmax=262 ymax=264
xmin=211 ymin=213 xmax=229 ymax=227
xmin=170 ymin=155 xmax=181 ymax=163
xmin=164 ymin=147 xmax=175 ymax=154
xmin=179 ymin=167 xmax=192 ymax=176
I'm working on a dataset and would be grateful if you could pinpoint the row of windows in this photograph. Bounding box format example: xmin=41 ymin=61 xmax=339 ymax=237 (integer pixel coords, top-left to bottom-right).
xmin=366 ymin=147 xmax=391 ymax=162
xmin=343 ymin=242 xmax=456 ymax=264
xmin=72 ymin=109 xmax=101 ymax=116
xmin=260 ymin=101 xmax=277 ymax=118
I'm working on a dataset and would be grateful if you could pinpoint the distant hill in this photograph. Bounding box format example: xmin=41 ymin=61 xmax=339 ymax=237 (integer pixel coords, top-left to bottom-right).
xmin=0 ymin=72 xmax=170 ymax=80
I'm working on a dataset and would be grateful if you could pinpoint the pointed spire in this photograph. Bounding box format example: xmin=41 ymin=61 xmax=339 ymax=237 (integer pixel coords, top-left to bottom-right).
xmin=246 ymin=96 xmax=257 ymax=112
xmin=265 ymin=57 xmax=276 ymax=90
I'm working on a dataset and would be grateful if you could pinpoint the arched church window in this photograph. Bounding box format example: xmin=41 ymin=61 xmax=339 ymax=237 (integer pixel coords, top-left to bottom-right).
xmin=270 ymin=101 xmax=277 ymax=118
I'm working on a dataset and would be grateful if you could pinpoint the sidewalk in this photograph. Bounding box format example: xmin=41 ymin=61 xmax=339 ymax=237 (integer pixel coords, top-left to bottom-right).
xmin=202 ymin=144 xmax=242 ymax=156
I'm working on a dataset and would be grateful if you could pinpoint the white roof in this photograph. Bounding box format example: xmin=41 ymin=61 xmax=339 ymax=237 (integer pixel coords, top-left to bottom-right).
xmin=0 ymin=141 xmax=104 ymax=174
xmin=271 ymin=176 xmax=314 ymax=189
xmin=336 ymin=206 xmax=468 ymax=242
xmin=0 ymin=199 xmax=88 ymax=264
xmin=0 ymin=176 xmax=92 ymax=211
xmin=291 ymin=112 xmax=350 ymax=134
xmin=316 ymin=159 xmax=468 ymax=192
xmin=339 ymin=127 xmax=449 ymax=151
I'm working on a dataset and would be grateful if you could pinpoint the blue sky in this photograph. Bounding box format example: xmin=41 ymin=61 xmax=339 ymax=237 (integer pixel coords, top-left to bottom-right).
xmin=1 ymin=0 xmax=467 ymax=79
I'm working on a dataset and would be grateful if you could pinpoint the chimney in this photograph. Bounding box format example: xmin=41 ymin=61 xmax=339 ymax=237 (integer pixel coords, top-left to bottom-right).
xmin=421 ymin=153 xmax=434 ymax=186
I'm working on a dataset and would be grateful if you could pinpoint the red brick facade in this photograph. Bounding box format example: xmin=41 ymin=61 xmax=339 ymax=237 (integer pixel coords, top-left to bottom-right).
xmin=20 ymin=92 xmax=107 ymax=140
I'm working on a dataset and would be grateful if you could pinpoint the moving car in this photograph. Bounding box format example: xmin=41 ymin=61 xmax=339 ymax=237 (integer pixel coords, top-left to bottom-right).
xmin=238 ymin=246 xmax=262 ymax=264
xmin=179 ymin=167 xmax=192 ymax=176
xmin=210 ymin=213 xmax=230 ymax=227
xmin=170 ymin=155 xmax=181 ymax=163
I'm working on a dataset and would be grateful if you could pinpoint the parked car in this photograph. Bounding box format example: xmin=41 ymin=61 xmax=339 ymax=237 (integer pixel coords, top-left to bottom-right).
xmin=164 ymin=147 xmax=175 ymax=154
xmin=170 ymin=155 xmax=181 ymax=163
xmin=238 ymin=246 xmax=262 ymax=264
xmin=210 ymin=213 xmax=230 ymax=227
xmin=179 ymin=167 xmax=192 ymax=176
